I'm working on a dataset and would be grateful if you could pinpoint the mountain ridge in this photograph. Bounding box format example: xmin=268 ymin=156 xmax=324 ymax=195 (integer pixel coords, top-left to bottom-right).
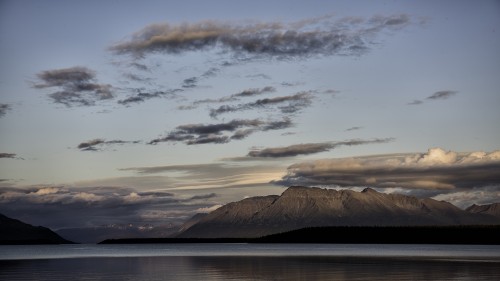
xmin=177 ymin=186 xmax=499 ymax=238
xmin=0 ymin=213 xmax=73 ymax=244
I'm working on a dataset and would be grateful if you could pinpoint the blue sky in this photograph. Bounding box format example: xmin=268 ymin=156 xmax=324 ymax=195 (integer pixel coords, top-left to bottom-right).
xmin=1 ymin=0 xmax=499 ymax=229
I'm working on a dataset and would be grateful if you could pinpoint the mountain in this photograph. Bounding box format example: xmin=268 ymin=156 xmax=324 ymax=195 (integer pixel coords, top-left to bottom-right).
xmin=0 ymin=213 xmax=73 ymax=244
xmin=177 ymin=186 xmax=500 ymax=238
xmin=466 ymin=203 xmax=500 ymax=218
xmin=57 ymin=223 xmax=179 ymax=244
xmin=178 ymin=213 xmax=208 ymax=233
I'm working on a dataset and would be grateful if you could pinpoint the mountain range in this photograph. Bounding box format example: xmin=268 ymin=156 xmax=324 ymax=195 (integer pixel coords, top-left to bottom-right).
xmin=178 ymin=186 xmax=500 ymax=238
xmin=56 ymin=223 xmax=179 ymax=244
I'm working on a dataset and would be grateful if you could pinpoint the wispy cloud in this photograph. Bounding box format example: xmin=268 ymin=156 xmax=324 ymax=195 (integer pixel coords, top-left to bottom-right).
xmin=109 ymin=14 xmax=411 ymax=60
xmin=77 ymin=139 xmax=140 ymax=151
xmin=0 ymin=104 xmax=11 ymax=118
xmin=33 ymin=66 xmax=113 ymax=107
xmin=209 ymin=91 xmax=313 ymax=118
xmin=407 ymin=100 xmax=424 ymax=105
xmin=345 ymin=126 xmax=362 ymax=132
xmin=408 ymin=90 xmax=458 ymax=105
xmin=426 ymin=90 xmax=458 ymax=100
xmin=178 ymin=86 xmax=275 ymax=110
xmin=231 ymin=86 xmax=276 ymax=98
xmin=248 ymin=138 xmax=394 ymax=158
xmin=118 ymin=89 xmax=181 ymax=105
xmin=120 ymin=162 xmax=285 ymax=191
xmin=148 ymin=118 xmax=293 ymax=145
xmin=276 ymin=148 xmax=500 ymax=193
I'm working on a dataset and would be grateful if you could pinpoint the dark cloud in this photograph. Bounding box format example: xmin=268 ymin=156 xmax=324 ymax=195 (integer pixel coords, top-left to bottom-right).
xmin=78 ymin=139 xmax=140 ymax=151
xmin=426 ymin=90 xmax=458 ymax=100
xmin=0 ymin=104 xmax=11 ymax=118
xmin=248 ymin=138 xmax=394 ymax=158
xmin=182 ymin=77 xmax=198 ymax=88
xmin=345 ymin=126 xmax=362 ymax=131
xmin=118 ymin=89 xmax=181 ymax=105
xmin=209 ymin=91 xmax=313 ymax=118
xmin=190 ymin=193 xmax=217 ymax=200
xmin=230 ymin=129 xmax=256 ymax=140
xmin=186 ymin=135 xmax=229 ymax=145
xmin=408 ymin=90 xmax=458 ymax=105
xmin=275 ymin=148 xmax=500 ymax=193
xmin=0 ymin=153 xmax=18 ymax=159
xmin=232 ymin=86 xmax=276 ymax=98
xmin=109 ymin=14 xmax=411 ymax=60
xmin=33 ymin=66 xmax=113 ymax=107
xmin=148 ymin=118 xmax=293 ymax=145
xmin=261 ymin=118 xmax=294 ymax=131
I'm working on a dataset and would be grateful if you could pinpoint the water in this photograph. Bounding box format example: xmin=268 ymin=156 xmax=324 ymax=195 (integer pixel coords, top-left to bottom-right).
xmin=1 ymin=244 xmax=500 ymax=280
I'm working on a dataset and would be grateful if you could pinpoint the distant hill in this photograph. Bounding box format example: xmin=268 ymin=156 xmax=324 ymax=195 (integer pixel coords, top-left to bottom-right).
xmin=101 ymin=225 xmax=500 ymax=245
xmin=466 ymin=203 xmax=500 ymax=218
xmin=178 ymin=186 xmax=500 ymax=238
xmin=57 ymin=224 xmax=179 ymax=244
xmin=255 ymin=225 xmax=500 ymax=244
xmin=0 ymin=213 xmax=73 ymax=244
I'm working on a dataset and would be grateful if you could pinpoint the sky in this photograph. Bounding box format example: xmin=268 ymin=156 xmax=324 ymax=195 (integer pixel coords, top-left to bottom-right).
xmin=1 ymin=0 xmax=500 ymax=230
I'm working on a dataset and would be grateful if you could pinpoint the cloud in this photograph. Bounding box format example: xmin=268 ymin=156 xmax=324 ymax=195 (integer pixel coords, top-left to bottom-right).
xmin=0 ymin=153 xmax=17 ymax=159
xmin=129 ymin=62 xmax=149 ymax=71
xmin=231 ymin=86 xmax=276 ymax=98
xmin=178 ymin=86 xmax=275 ymax=110
xmin=432 ymin=186 xmax=500 ymax=209
xmin=276 ymin=148 xmax=500 ymax=192
xmin=0 ymin=185 xmax=218 ymax=229
xmin=407 ymin=100 xmax=423 ymax=105
xmin=345 ymin=126 xmax=362 ymax=131
xmin=0 ymin=153 xmax=23 ymax=160
xmin=248 ymin=138 xmax=394 ymax=158
xmin=209 ymin=91 xmax=313 ymax=118
xmin=202 ymin=67 xmax=220 ymax=78
xmin=246 ymin=74 xmax=272 ymax=80
xmin=77 ymin=139 xmax=140 ymax=151
xmin=426 ymin=90 xmax=458 ymax=100
xmin=120 ymin=162 xmax=286 ymax=191
xmin=33 ymin=66 xmax=113 ymax=107
xmin=148 ymin=118 xmax=293 ymax=145
xmin=109 ymin=14 xmax=411 ymax=59
xmin=0 ymin=104 xmax=11 ymax=118
xmin=182 ymin=77 xmax=198 ymax=88
xmin=118 ymin=89 xmax=181 ymax=105
xmin=408 ymin=90 xmax=458 ymax=105
xmin=122 ymin=72 xmax=152 ymax=82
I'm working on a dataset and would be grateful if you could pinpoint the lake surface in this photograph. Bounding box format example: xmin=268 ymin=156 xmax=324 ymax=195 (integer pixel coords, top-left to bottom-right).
xmin=1 ymin=244 xmax=500 ymax=280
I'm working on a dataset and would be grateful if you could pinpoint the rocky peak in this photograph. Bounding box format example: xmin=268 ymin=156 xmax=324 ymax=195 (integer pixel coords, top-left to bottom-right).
xmin=466 ymin=203 xmax=500 ymax=218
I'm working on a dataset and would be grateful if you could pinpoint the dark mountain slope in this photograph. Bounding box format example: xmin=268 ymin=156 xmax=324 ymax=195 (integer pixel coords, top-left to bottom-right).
xmin=0 ymin=213 xmax=73 ymax=244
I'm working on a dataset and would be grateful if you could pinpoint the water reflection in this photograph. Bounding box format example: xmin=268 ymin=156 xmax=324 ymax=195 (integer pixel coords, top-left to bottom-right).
xmin=1 ymin=256 xmax=500 ymax=281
